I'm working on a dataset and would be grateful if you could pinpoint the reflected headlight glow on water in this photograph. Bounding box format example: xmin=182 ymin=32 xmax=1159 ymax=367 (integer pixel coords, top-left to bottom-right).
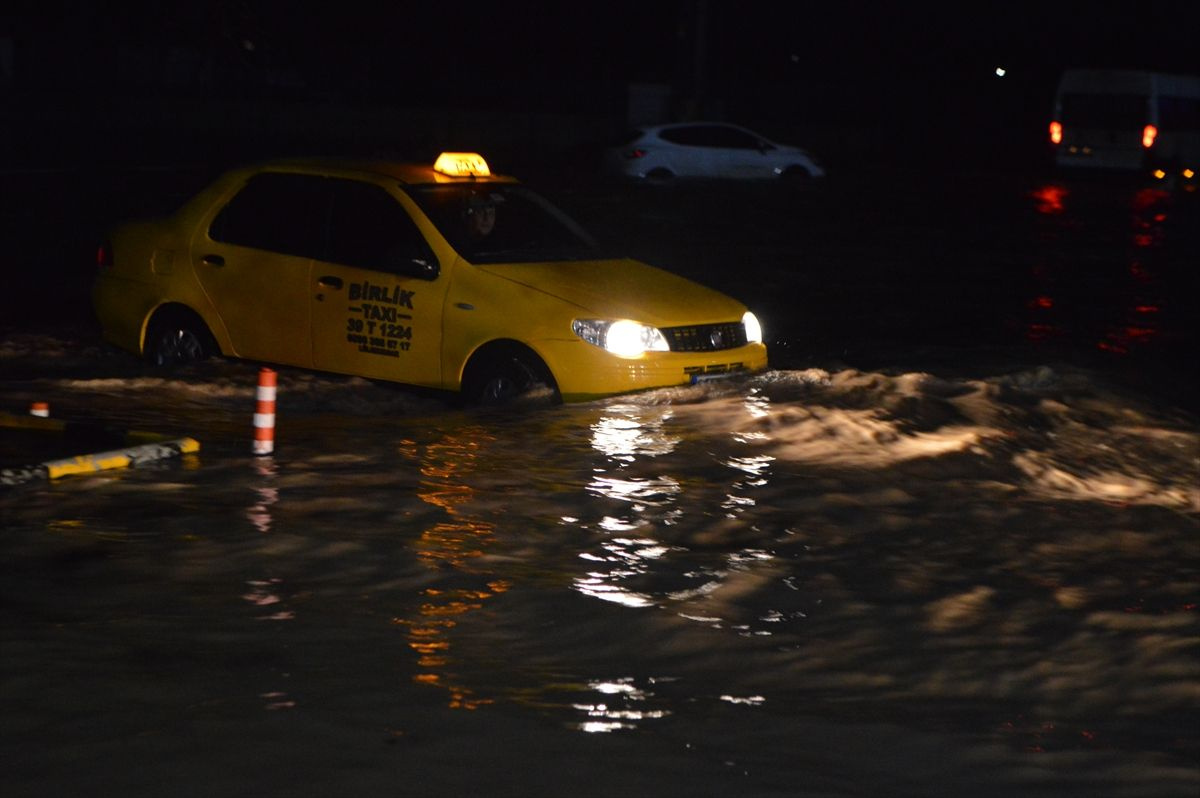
xmin=573 ymin=575 xmax=654 ymax=608
xmin=588 ymin=475 xmax=681 ymax=505
xmin=572 ymin=678 xmax=669 ymax=732
xmin=725 ymin=454 xmax=775 ymax=477
xmin=590 ymin=405 xmax=679 ymax=462
xmin=742 ymin=387 xmax=771 ymax=418
xmin=733 ymin=389 xmax=773 ymax=443
xmin=721 ymin=455 xmax=775 ymax=510
xmin=573 ymin=536 xmax=672 ymax=608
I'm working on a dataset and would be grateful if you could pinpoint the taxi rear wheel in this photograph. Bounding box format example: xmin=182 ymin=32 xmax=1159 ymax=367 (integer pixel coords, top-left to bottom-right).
xmin=145 ymin=309 xmax=214 ymax=367
xmin=462 ymin=345 xmax=559 ymax=407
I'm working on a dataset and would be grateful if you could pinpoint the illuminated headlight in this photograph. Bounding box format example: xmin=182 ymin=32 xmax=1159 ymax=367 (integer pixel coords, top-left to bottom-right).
xmin=742 ymin=311 xmax=763 ymax=344
xmin=572 ymin=319 xmax=669 ymax=357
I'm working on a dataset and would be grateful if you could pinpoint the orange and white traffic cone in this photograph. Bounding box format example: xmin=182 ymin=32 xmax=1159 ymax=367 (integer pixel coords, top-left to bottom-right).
xmin=29 ymin=401 xmax=50 ymax=417
xmin=253 ymin=368 xmax=276 ymax=456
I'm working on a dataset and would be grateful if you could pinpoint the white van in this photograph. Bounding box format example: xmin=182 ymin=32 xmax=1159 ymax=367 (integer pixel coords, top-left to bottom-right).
xmin=1050 ymin=68 xmax=1200 ymax=181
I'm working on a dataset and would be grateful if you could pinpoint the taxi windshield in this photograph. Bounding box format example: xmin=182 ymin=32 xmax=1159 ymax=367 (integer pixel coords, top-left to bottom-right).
xmin=407 ymin=183 xmax=604 ymax=263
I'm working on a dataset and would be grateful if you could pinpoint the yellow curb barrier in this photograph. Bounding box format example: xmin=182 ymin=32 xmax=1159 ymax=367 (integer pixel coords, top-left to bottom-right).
xmin=43 ymin=438 xmax=201 ymax=479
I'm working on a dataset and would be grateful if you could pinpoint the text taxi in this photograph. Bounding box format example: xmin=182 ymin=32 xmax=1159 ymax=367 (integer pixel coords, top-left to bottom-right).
xmin=93 ymin=153 xmax=768 ymax=403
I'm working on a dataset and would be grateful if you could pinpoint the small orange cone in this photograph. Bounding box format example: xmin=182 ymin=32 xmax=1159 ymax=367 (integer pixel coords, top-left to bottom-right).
xmin=29 ymin=401 xmax=50 ymax=418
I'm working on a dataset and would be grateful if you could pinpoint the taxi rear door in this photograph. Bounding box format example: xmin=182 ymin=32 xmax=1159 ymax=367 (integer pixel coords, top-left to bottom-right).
xmin=310 ymin=179 xmax=448 ymax=387
xmin=193 ymin=172 xmax=323 ymax=367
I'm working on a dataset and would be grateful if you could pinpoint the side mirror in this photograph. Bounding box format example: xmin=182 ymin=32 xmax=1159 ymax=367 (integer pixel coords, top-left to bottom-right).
xmin=407 ymin=257 xmax=440 ymax=281
xmin=384 ymin=246 xmax=441 ymax=280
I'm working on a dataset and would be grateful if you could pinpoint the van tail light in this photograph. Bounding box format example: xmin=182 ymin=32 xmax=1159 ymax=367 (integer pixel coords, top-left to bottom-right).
xmin=1142 ymin=124 xmax=1158 ymax=148
xmin=1049 ymin=121 xmax=1063 ymax=145
xmin=623 ymin=148 xmax=646 ymax=160
xmin=97 ymin=241 xmax=113 ymax=269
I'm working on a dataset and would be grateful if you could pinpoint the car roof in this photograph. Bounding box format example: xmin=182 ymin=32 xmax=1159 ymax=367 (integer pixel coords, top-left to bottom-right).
xmin=249 ymin=156 xmax=519 ymax=186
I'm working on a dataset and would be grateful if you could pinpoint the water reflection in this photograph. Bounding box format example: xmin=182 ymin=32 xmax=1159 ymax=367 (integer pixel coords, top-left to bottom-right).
xmin=572 ymin=678 xmax=670 ymax=733
xmin=589 ymin=403 xmax=680 ymax=462
xmin=240 ymin=454 xmax=292 ymax=636
xmin=1025 ymin=181 xmax=1175 ymax=355
xmin=1031 ymin=184 xmax=1067 ymax=215
xmin=570 ymin=393 xmax=799 ymax=650
xmin=574 ymin=536 xmax=668 ymax=608
xmin=395 ymin=427 xmax=508 ymax=710
xmin=722 ymin=454 xmax=775 ymax=513
xmin=587 ymin=475 xmax=682 ymax=507
xmin=577 ymin=405 xmax=688 ymax=608
xmin=241 ymin=577 xmax=294 ymax=621
xmin=245 ymin=457 xmax=278 ymax=533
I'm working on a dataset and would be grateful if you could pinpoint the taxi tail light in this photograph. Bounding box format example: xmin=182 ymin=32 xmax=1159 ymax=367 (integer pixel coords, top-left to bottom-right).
xmin=96 ymin=241 xmax=113 ymax=269
xmin=1049 ymin=120 xmax=1063 ymax=145
xmin=1142 ymin=124 xmax=1158 ymax=148
xmin=623 ymin=148 xmax=647 ymax=159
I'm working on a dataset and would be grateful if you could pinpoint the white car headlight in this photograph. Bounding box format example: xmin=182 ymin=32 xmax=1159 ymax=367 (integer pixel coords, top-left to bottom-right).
xmin=742 ymin=311 xmax=763 ymax=344
xmin=573 ymin=319 xmax=670 ymax=357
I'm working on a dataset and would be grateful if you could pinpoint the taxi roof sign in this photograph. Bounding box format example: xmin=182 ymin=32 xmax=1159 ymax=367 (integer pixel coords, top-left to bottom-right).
xmin=433 ymin=152 xmax=491 ymax=178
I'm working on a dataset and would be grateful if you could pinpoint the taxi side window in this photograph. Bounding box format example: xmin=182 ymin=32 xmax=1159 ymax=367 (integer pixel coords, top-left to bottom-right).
xmin=325 ymin=179 xmax=439 ymax=279
xmin=209 ymin=173 xmax=325 ymax=258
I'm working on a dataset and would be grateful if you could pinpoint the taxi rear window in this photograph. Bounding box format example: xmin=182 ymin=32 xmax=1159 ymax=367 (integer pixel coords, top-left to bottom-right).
xmin=407 ymin=184 xmax=604 ymax=263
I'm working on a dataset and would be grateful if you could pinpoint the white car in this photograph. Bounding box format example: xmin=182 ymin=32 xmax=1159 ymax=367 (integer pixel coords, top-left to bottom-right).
xmin=603 ymin=122 xmax=826 ymax=183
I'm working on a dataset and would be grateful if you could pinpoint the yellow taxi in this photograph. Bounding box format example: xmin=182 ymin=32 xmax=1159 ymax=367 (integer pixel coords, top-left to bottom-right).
xmin=93 ymin=153 xmax=768 ymax=403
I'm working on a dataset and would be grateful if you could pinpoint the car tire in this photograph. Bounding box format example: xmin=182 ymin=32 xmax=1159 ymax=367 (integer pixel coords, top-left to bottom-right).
xmin=144 ymin=310 xmax=214 ymax=367
xmin=645 ymin=167 xmax=675 ymax=183
xmin=462 ymin=346 xmax=559 ymax=407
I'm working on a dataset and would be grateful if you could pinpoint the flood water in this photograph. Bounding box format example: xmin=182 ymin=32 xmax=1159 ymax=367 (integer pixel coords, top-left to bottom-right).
xmin=2 ymin=166 xmax=1198 ymax=797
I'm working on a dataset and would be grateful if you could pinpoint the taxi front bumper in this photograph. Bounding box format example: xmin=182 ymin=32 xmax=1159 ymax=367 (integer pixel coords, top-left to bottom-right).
xmin=536 ymin=339 xmax=769 ymax=401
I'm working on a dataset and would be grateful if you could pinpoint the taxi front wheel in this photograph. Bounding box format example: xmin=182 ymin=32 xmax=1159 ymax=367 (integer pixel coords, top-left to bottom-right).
xmin=145 ymin=309 xmax=214 ymax=367
xmin=462 ymin=345 xmax=559 ymax=407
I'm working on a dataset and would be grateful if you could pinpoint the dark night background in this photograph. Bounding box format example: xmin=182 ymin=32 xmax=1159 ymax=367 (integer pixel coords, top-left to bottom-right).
xmin=2 ymin=1 xmax=1199 ymax=173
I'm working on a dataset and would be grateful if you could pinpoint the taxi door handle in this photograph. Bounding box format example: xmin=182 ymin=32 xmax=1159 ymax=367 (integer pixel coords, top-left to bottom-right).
xmin=318 ymin=276 xmax=343 ymax=290
xmin=201 ymin=254 xmax=225 ymax=267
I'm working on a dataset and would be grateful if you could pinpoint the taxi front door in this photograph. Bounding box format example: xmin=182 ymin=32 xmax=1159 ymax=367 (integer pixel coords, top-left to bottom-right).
xmin=310 ymin=180 xmax=448 ymax=387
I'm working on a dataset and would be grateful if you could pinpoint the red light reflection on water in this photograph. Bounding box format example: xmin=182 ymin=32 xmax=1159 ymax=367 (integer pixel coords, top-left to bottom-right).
xmin=1025 ymin=184 xmax=1172 ymax=354
xmin=1097 ymin=316 xmax=1161 ymax=354
xmin=998 ymin=715 xmax=1108 ymax=754
xmin=1130 ymin=187 xmax=1170 ymax=212
xmin=1031 ymin=184 xmax=1068 ymax=215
